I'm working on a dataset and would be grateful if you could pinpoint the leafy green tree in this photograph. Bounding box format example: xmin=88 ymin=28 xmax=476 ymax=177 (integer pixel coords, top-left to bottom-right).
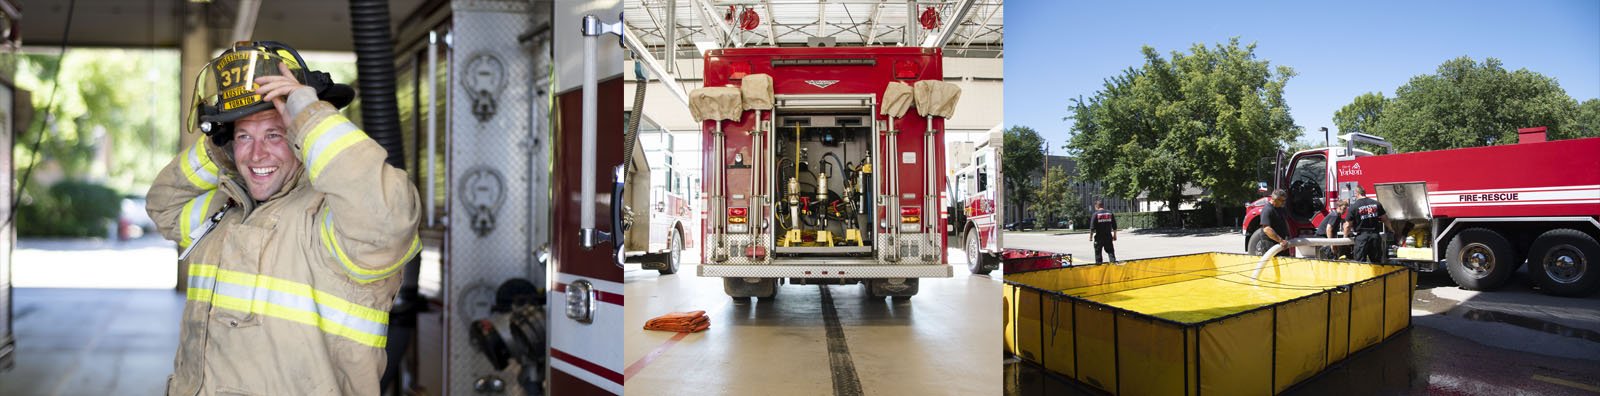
xmin=1576 ymin=98 xmax=1600 ymax=138
xmin=1334 ymin=92 xmax=1386 ymax=135
xmin=1371 ymin=56 xmax=1579 ymax=152
xmin=1035 ymin=166 xmax=1069 ymax=229
xmin=1066 ymin=38 xmax=1299 ymax=221
xmin=1002 ymin=125 xmax=1044 ymax=222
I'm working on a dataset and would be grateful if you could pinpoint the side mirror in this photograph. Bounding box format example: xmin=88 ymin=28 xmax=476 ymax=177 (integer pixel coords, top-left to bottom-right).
xmin=1257 ymin=182 xmax=1269 ymax=195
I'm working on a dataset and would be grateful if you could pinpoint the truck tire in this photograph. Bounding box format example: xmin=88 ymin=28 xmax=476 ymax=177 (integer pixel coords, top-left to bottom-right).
xmin=1526 ymin=229 xmax=1599 ymax=297
xmin=724 ymin=278 xmax=777 ymax=299
xmin=1445 ymin=228 xmax=1518 ymax=290
xmin=966 ymin=229 xmax=992 ymax=275
xmin=1247 ymin=228 xmax=1274 ymax=255
xmin=867 ymin=278 xmax=919 ymax=299
xmin=658 ymin=230 xmax=681 ymax=275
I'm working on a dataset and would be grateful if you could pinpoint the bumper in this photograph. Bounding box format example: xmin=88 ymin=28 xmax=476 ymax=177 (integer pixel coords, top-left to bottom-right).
xmin=698 ymin=264 xmax=953 ymax=278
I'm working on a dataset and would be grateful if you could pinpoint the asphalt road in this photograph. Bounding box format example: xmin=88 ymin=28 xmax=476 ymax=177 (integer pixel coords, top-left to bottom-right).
xmin=1003 ymin=228 xmax=1600 ymax=395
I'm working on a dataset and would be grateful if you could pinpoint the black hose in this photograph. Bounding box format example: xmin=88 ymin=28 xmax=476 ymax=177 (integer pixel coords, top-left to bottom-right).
xmin=349 ymin=0 xmax=404 ymax=168
xmin=350 ymin=0 xmax=410 ymax=392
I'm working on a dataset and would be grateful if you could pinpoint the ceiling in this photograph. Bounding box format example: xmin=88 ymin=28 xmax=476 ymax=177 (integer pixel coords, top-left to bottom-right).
xmin=624 ymin=0 xmax=1003 ymax=59
xmin=19 ymin=0 xmax=431 ymax=52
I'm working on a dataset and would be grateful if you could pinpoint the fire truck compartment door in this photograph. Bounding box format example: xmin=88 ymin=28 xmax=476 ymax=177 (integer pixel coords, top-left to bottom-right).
xmin=625 ymin=137 xmax=651 ymax=252
xmin=1374 ymin=182 xmax=1431 ymax=222
xmin=881 ymin=81 xmax=913 ymax=117
xmin=688 ymin=87 xmax=743 ymax=121
xmin=913 ymin=80 xmax=961 ymax=118
xmin=741 ymin=74 xmax=774 ymax=111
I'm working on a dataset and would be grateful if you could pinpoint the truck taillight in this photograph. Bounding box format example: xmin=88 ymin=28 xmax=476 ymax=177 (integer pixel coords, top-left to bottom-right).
xmin=895 ymin=60 xmax=918 ymax=79
xmin=729 ymin=207 xmax=747 ymax=217
xmin=728 ymin=207 xmax=748 ymax=224
xmin=901 ymin=206 xmax=921 ymax=223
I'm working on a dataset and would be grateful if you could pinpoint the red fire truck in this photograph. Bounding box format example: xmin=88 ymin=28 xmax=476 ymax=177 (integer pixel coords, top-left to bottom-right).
xmin=693 ymin=47 xmax=956 ymax=299
xmin=1243 ymin=128 xmax=1600 ymax=296
xmin=954 ymin=128 xmax=1004 ymax=275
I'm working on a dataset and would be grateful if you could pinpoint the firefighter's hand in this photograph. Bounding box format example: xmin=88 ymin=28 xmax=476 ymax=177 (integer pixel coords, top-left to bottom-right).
xmin=254 ymin=63 xmax=317 ymax=127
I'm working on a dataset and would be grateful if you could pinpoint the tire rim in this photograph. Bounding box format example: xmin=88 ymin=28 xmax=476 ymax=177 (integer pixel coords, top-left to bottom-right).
xmin=967 ymin=231 xmax=981 ymax=271
xmin=670 ymin=231 xmax=682 ymax=272
xmin=1253 ymin=233 xmax=1272 ymax=254
xmin=1542 ymin=244 xmax=1585 ymax=284
xmin=1462 ymin=243 xmax=1494 ymax=277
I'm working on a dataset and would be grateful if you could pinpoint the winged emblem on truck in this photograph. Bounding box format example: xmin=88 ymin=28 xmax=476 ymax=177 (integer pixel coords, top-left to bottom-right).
xmin=805 ymin=79 xmax=839 ymax=89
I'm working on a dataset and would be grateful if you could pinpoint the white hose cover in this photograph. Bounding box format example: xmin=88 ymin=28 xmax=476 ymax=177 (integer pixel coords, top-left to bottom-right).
xmin=688 ymin=86 xmax=744 ymax=121
xmin=913 ymin=80 xmax=962 ymax=118
xmin=740 ymin=74 xmax=774 ymax=111
xmin=880 ymin=81 xmax=914 ymax=118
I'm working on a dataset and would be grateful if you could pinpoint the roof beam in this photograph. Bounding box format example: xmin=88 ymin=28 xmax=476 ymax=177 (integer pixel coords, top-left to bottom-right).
xmin=690 ymin=0 xmax=740 ymax=48
xmin=863 ymin=0 xmax=883 ymax=45
xmin=624 ymin=24 xmax=690 ymax=107
xmin=923 ymin=0 xmax=976 ymax=48
xmin=764 ymin=0 xmax=779 ymax=46
xmin=960 ymin=1 xmax=1000 ymax=49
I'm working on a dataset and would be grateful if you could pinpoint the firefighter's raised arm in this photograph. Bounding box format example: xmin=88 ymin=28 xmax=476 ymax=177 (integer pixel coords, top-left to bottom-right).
xmin=147 ymin=140 xmax=227 ymax=250
xmin=258 ymin=71 xmax=422 ymax=284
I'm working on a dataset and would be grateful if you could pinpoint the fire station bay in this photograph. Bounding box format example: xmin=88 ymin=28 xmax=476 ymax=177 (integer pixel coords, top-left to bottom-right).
xmin=619 ymin=5 xmax=1006 ymax=395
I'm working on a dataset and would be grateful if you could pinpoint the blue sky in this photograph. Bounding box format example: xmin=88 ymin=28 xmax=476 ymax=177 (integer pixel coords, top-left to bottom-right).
xmin=1006 ymin=0 xmax=1600 ymax=152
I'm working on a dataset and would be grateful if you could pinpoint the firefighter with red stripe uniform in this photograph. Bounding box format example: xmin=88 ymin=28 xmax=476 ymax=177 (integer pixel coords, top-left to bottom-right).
xmin=147 ymin=42 xmax=420 ymax=395
xmin=1090 ymin=200 xmax=1118 ymax=263
xmin=1343 ymin=185 xmax=1388 ymax=263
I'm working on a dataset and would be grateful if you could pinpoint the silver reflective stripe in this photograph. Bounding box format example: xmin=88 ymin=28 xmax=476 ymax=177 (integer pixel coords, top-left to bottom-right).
xmin=187 ymin=145 xmax=219 ymax=186
xmin=304 ymin=122 xmax=359 ymax=166
xmin=207 ymin=277 xmax=389 ymax=337
xmin=186 ymin=191 xmax=215 ymax=236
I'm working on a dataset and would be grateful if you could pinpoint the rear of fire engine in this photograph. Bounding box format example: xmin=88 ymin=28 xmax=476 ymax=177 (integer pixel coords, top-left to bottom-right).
xmin=693 ymin=47 xmax=956 ymax=299
xmin=1243 ymin=128 xmax=1600 ymax=297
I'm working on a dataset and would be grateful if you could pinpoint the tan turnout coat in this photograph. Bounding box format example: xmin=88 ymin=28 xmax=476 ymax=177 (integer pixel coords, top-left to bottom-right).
xmin=148 ymin=100 xmax=420 ymax=395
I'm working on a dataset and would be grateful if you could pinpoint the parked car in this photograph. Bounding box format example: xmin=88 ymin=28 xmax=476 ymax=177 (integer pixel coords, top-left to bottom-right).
xmin=117 ymin=196 xmax=156 ymax=241
xmin=1005 ymin=219 xmax=1035 ymax=231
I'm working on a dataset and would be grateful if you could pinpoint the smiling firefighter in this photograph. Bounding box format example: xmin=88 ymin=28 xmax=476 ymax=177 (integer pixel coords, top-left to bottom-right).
xmin=146 ymin=41 xmax=421 ymax=395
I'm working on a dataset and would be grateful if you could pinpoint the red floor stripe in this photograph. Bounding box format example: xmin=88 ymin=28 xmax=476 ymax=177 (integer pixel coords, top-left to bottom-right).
xmin=624 ymin=331 xmax=691 ymax=382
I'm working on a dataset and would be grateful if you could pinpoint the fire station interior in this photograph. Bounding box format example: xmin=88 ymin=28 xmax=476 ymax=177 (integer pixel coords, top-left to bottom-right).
xmin=621 ymin=1 xmax=1006 ymax=395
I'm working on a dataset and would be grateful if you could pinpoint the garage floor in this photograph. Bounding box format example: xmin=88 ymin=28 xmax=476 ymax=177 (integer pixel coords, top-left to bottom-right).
xmin=623 ymin=248 xmax=1003 ymax=395
xmin=0 ymin=288 xmax=183 ymax=395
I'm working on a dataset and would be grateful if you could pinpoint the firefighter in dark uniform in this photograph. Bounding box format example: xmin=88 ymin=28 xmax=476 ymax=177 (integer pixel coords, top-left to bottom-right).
xmin=1090 ymin=200 xmax=1117 ymax=263
xmin=1343 ymin=185 xmax=1388 ymax=263
xmin=1260 ymin=189 xmax=1293 ymax=256
xmin=1319 ymin=198 xmax=1349 ymax=259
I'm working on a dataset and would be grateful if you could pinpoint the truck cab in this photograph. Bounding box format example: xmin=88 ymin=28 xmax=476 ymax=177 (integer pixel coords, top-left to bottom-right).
xmin=1242 ymin=134 xmax=1389 ymax=255
xmin=954 ymin=128 xmax=1004 ymax=275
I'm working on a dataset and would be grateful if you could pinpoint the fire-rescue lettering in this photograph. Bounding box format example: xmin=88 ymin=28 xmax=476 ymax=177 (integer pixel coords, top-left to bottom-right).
xmin=1458 ymin=193 xmax=1520 ymax=202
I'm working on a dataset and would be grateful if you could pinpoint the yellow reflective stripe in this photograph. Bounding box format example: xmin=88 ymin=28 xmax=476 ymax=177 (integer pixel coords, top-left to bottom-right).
xmin=319 ymin=208 xmax=418 ymax=284
xmin=178 ymin=191 xmax=215 ymax=248
xmin=184 ymin=263 xmax=391 ymax=348
xmin=307 ymin=132 xmax=363 ymax=182
xmin=183 ymin=144 xmax=220 ymax=190
xmin=300 ymin=115 xmax=364 ymax=182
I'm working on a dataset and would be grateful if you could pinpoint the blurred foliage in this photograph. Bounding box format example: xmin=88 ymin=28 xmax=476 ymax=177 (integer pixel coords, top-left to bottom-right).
xmin=15 ymin=48 xmax=179 ymax=191
xmin=1003 ymin=125 xmax=1044 ymax=220
xmin=17 ymin=180 xmax=120 ymax=237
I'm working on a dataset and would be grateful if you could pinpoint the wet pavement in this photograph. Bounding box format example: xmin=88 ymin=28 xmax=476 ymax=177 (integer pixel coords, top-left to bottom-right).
xmin=1004 ymin=230 xmax=1600 ymax=395
xmin=623 ymin=249 xmax=1003 ymax=395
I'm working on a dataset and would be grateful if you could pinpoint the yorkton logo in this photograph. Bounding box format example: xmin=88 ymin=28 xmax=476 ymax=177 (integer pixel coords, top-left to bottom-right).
xmin=806 ymin=80 xmax=839 ymax=89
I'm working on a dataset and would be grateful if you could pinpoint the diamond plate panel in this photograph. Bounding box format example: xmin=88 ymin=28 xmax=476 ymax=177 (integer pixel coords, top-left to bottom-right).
xmin=701 ymin=233 xmax=773 ymax=264
xmin=445 ymin=2 xmax=542 ymax=395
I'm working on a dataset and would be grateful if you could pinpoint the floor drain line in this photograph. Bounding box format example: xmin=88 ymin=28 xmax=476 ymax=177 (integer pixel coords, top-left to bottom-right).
xmin=820 ymin=285 xmax=864 ymax=396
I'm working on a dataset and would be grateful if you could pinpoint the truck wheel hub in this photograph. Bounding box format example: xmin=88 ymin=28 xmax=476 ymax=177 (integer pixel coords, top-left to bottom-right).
xmin=1544 ymin=245 xmax=1584 ymax=284
xmin=1464 ymin=244 xmax=1494 ymax=275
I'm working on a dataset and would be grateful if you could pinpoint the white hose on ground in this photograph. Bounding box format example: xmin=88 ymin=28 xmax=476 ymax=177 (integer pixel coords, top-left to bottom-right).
xmin=1253 ymin=237 xmax=1356 ymax=279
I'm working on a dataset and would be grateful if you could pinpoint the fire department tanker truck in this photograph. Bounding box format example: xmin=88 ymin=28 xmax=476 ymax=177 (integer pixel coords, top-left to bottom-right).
xmin=954 ymin=128 xmax=1004 ymax=275
xmin=1243 ymin=127 xmax=1600 ymax=296
xmin=689 ymin=47 xmax=958 ymax=299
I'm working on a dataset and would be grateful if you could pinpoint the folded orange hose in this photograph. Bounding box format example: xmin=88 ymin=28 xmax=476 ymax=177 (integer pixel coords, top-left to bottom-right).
xmin=644 ymin=310 xmax=711 ymax=333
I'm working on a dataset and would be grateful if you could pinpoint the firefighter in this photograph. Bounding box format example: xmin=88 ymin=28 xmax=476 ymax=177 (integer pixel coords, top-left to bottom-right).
xmin=1090 ymin=200 xmax=1117 ymax=263
xmin=1318 ymin=198 xmax=1349 ymax=259
xmin=147 ymin=42 xmax=420 ymax=395
xmin=1260 ymin=189 xmax=1293 ymax=256
xmin=1343 ymin=185 xmax=1388 ymax=263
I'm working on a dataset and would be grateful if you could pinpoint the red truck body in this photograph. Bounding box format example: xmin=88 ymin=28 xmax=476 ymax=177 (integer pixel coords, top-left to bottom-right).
xmin=1242 ymin=128 xmax=1600 ymax=296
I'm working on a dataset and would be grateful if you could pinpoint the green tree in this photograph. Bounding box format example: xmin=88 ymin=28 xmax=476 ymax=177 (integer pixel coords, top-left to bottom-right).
xmin=1035 ymin=166 xmax=1070 ymax=229
xmin=1066 ymin=38 xmax=1299 ymax=221
xmin=1576 ymin=98 xmax=1600 ymax=138
xmin=1002 ymin=125 xmax=1044 ymax=223
xmin=1333 ymin=92 xmax=1386 ymax=135
xmin=1371 ymin=56 xmax=1579 ymax=152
